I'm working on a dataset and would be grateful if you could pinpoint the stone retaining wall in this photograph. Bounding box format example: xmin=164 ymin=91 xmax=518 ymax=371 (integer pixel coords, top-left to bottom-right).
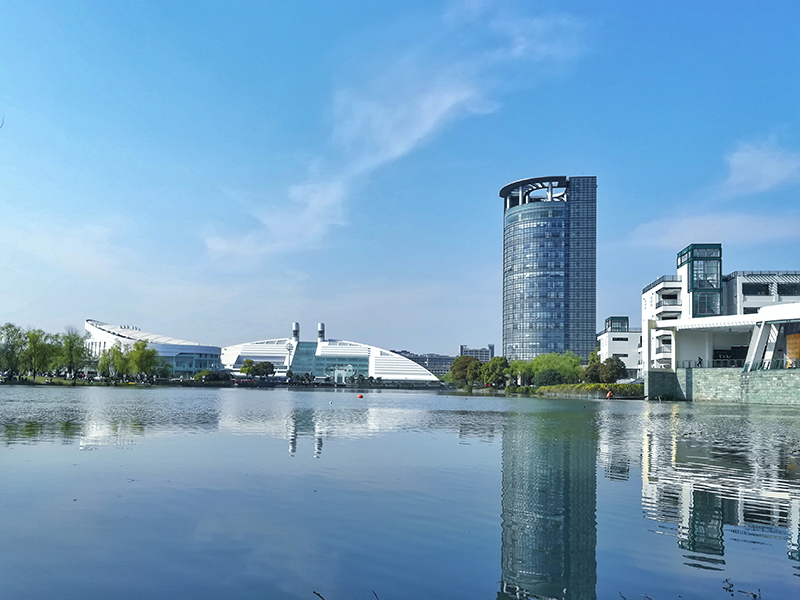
xmin=645 ymin=368 xmax=800 ymax=405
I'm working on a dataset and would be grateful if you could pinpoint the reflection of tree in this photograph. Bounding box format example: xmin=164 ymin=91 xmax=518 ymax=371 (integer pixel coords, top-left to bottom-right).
xmin=499 ymin=412 xmax=597 ymax=600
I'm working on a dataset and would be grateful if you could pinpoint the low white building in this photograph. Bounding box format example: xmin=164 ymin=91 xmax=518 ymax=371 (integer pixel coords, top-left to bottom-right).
xmin=85 ymin=319 xmax=221 ymax=377
xmin=641 ymin=244 xmax=800 ymax=372
xmin=222 ymin=322 xmax=439 ymax=384
xmin=597 ymin=316 xmax=641 ymax=377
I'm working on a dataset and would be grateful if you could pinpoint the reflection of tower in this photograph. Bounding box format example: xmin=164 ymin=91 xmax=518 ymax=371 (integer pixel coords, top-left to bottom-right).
xmin=499 ymin=412 xmax=598 ymax=600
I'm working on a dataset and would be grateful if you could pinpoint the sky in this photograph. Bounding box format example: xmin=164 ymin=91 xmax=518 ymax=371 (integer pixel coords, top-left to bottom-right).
xmin=1 ymin=0 xmax=799 ymax=354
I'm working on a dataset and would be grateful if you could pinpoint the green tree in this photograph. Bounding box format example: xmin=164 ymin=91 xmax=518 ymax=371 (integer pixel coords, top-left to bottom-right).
xmin=59 ymin=325 xmax=90 ymax=385
xmin=508 ymin=359 xmax=537 ymax=386
xmin=104 ymin=343 xmax=130 ymax=380
xmin=449 ymin=355 xmax=480 ymax=385
xmin=0 ymin=323 xmax=26 ymax=380
xmin=583 ymin=361 xmax=602 ymax=383
xmin=240 ymin=359 xmax=255 ymax=377
xmin=600 ymin=356 xmax=628 ymax=384
xmin=194 ymin=369 xmax=212 ymax=381
xmin=535 ymin=368 xmax=564 ymax=387
xmin=530 ymin=351 xmax=582 ymax=383
xmin=23 ymin=329 xmax=58 ymax=379
xmin=481 ymin=356 xmax=509 ymax=387
xmin=588 ymin=347 xmax=600 ymax=365
xmin=128 ymin=340 xmax=160 ymax=378
xmin=251 ymin=361 xmax=274 ymax=378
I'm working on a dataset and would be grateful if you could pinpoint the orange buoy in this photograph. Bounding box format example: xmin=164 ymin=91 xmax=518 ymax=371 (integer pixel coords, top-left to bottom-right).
xmin=357 ymin=394 xmax=363 ymax=398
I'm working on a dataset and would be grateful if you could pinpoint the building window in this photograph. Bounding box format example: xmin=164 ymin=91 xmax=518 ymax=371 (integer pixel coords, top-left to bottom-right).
xmin=613 ymin=353 xmax=628 ymax=358
xmin=778 ymin=283 xmax=800 ymax=296
xmin=743 ymin=307 xmax=759 ymax=314
xmin=612 ymin=337 xmax=629 ymax=342
xmin=742 ymin=283 xmax=770 ymax=296
xmin=693 ymin=291 xmax=721 ymax=316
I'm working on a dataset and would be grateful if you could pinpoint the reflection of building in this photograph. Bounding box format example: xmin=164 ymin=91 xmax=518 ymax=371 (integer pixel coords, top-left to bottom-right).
xmin=499 ymin=412 xmax=597 ymax=600
xmin=222 ymin=323 xmax=439 ymax=384
xmin=85 ymin=319 xmax=222 ymax=377
xmin=636 ymin=404 xmax=800 ymax=567
xmin=500 ymin=175 xmax=597 ymax=362
xmin=459 ymin=344 xmax=495 ymax=362
xmin=596 ymin=317 xmax=641 ymax=378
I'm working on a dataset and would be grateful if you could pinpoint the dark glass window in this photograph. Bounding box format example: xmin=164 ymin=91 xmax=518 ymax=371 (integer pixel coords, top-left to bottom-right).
xmin=778 ymin=283 xmax=800 ymax=296
xmin=742 ymin=283 xmax=770 ymax=296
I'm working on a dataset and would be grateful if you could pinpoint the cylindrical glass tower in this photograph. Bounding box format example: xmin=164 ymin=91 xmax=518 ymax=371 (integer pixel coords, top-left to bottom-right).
xmin=501 ymin=176 xmax=596 ymax=362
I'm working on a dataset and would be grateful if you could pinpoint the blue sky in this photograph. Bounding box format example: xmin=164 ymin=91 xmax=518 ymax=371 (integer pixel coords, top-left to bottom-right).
xmin=1 ymin=0 xmax=799 ymax=353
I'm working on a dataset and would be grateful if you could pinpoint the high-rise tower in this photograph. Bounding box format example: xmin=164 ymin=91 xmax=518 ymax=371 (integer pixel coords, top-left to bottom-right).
xmin=500 ymin=176 xmax=597 ymax=362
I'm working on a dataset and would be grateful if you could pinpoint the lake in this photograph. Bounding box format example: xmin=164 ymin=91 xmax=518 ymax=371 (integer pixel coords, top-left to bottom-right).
xmin=1 ymin=386 xmax=799 ymax=599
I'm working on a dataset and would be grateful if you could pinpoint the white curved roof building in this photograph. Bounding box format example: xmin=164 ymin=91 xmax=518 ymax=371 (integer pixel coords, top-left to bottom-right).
xmin=85 ymin=319 xmax=221 ymax=377
xmin=222 ymin=322 xmax=439 ymax=384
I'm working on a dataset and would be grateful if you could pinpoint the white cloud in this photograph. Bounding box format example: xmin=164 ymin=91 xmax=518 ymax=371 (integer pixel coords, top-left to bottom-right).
xmin=207 ymin=4 xmax=587 ymax=259
xmin=721 ymin=139 xmax=800 ymax=196
xmin=628 ymin=213 xmax=800 ymax=249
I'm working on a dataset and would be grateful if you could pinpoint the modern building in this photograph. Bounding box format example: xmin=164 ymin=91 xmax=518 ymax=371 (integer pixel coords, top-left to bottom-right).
xmin=641 ymin=244 xmax=800 ymax=371
xmin=500 ymin=175 xmax=597 ymax=362
xmin=392 ymin=351 xmax=455 ymax=377
xmin=222 ymin=322 xmax=440 ymax=384
xmin=84 ymin=319 xmax=222 ymax=377
xmin=458 ymin=344 xmax=495 ymax=362
xmin=596 ymin=316 xmax=641 ymax=378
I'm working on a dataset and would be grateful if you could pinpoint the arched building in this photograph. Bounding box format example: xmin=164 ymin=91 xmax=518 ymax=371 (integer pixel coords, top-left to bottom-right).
xmin=221 ymin=322 xmax=439 ymax=384
xmin=84 ymin=319 xmax=222 ymax=377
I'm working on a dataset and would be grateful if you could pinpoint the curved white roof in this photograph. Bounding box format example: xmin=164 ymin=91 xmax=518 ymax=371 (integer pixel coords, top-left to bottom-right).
xmin=222 ymin=338 xmax=439 ymax=382
xmin=86 ymin=319 xmax=213 ymax=347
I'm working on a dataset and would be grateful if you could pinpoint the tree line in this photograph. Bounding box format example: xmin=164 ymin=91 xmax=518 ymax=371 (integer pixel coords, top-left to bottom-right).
xmin=0 ymin=323 xmax=91 ymax=384
xmin=97 ymin=340 xmax=172 ymax=381
xmin=447 ymin=350 xmax=629 ymax=389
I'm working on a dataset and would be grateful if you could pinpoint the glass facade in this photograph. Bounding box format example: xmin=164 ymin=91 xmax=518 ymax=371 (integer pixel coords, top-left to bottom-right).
xmin=501 ymin=176 xmax=597 ymax=362
xmin=681 ymin=244 xmax=722 ymax=318
xmin=289 ymin=341 xmax=370 ymax=381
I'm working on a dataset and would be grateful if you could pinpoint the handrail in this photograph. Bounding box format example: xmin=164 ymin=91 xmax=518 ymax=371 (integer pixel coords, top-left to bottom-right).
xmin=643 ymin=275 xmax=682 ymax=294
xmin=656 ymin=299 xmax=682 ymax=309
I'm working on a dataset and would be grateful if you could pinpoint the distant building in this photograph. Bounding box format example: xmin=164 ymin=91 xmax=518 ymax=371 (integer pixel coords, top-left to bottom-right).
xmin=597 ymin=317 xmax=641 ymax=378
xmin=222 ymin=323 xmax=439 ymax=384
xmin=459 ymin=344 xmax=495 ymax=363
xmin=85 ymin=319 xmax=221 ymax=377
xmin=393 ymin=351 xmax=455 ymax=377
xmin=500 ymin=175 xmax=596 ymax=362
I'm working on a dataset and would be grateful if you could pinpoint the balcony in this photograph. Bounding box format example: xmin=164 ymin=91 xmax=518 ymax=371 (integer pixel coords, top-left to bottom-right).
xmin=643 ymin=275 xmax=681 ymax=294
xmin=655 ymin=298 xmax=682 ymax=309
xmin=655 ymin=345 xmax=672 ymax=355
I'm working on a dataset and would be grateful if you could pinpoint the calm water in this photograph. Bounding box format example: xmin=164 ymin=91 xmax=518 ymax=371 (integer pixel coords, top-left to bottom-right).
xmin=1 ymin=387 xmax=799 ymax=599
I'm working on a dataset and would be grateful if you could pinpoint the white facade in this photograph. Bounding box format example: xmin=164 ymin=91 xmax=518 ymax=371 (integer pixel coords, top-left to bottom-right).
xmin=641 ymin=244 xmax=800 ymax=373
xmin=597 ymin=317 xmax=641 ymax=375
xmin=85 ymin=320 xmax=221 ymax=377
xmin=222 ymin=323 xmax=439 ymax=383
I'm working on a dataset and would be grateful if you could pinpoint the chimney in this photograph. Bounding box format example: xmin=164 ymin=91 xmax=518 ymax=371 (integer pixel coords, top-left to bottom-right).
xmin=291 ymin=322 xmax=300 ymax=342
xmin=318 ymin=323 xmax=325 ymax=342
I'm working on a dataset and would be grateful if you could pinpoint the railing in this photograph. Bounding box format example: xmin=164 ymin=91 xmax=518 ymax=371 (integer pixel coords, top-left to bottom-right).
xmin=643 ymin=275 xmax=681 ymax=294
xmin=743 ymin=358 xmax=800 ymax=371
xmin=677 ymin=359 xmax=745 ymax=368
xmin=655 ymin=345 xmax=672 ymax=355
xmin=656 ymin=299 xmax=682 ymax=309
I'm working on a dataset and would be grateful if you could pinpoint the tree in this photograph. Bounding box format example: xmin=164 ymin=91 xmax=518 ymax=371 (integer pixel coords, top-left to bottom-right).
xmin=251 ymin=361 xmax=274 ymax=378
xmin=535 ymin=368 xmax=564 ymax=387
xmin=104 ymin=343 xmax=130 ymax=380
xmin=128 ymin=340 xmax=160 ymax=378
xmin=22 ymin=329 xmax=58 ymax=380
xmin=59 ymin=325 xmax=90 ymax=385
xmin=530 ymin=352 xmax=582 ymax=384
xmin=0 ymin=323 xmax=26 ymax=380
xmin=600 ymin=356 xmax=628 ymax=384
xmin=240 ymin=359 xmax=255 ymax=377
xmin=481 ymin=356 xmax=509 ymax=387
xmin=583 ymin=361 xmax=602 ymax=383
xmin=449 ymin=355 xmax=480 ymax=385
xmin=508 ymin=360 xmax=537 ymax=386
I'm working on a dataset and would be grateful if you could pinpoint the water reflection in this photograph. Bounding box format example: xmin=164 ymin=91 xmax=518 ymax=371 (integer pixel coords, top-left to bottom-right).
xmin=499 ymin=409 xmax=597 ymax=600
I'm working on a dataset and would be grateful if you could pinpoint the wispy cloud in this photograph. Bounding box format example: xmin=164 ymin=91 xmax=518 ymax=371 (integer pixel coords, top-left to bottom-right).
xmin=720 ymin=139 xmax=800 ymax=197
xmin=628 ymin=213 xmax=800 ymax=249
xmin=206 ymin=2 xmax=587 ymax=259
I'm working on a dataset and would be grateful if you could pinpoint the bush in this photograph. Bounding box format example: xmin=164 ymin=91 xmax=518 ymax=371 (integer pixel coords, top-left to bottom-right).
xmin=536 ymin=382 xmax=644 ymax=398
